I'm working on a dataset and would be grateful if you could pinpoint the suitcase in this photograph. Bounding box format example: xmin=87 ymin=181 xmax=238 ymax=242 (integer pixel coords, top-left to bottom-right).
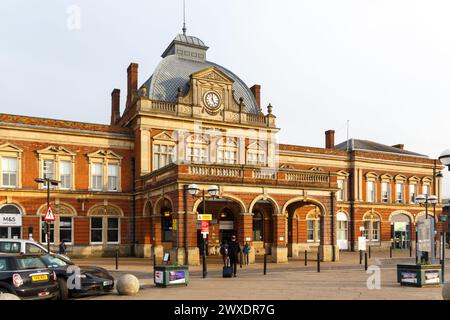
xmin=223 ymin=266 xmax=233 ymax=278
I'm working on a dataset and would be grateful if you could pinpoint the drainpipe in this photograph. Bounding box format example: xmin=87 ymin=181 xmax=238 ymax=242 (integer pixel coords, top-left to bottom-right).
xmin=131 ymin=157 xmax=136 ymax=257
xmin=330 ymin=191 xmax=335 ymax=261
xmin=183 ymin=185 xmax=188 ymax=264
xmin=349 ymin=151 xmax=356 ymax=252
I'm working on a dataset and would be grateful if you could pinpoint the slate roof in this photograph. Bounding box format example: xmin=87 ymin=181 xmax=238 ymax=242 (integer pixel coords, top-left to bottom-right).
xmin=334 ymin=139 xmax=427 ymax=158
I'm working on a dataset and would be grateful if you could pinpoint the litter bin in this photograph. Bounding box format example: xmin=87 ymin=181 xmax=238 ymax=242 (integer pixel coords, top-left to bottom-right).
xmin=154 ymin=265 xmax=189 ymax=288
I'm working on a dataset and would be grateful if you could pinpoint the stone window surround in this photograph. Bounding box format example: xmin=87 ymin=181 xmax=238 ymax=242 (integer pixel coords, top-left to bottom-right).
xmin=365 ymin=172 xmax=378 ymax=203
xmin=336 ymin=170 xmax=349 ymax=202
xmin=87 ymin=203 xmax=123 ymax=245
xmin=363 ymin=211 xmax=381 ymax=242
xmin=0 ymin=143 xmax=23 ymax=188
xmin=216 ymin=136 xmax=238 ymax=164
xmin=247 ymin=141 xmax=267 ymax=166
xmin=152 ymin=131 xmax=176 ymax=171
xmin=37 ymin=146 xmax=76 ymax=191
xmin=87 ymin=150 xmax=122 ymax=192
xmin=306 ymin=208 xmax=320 ymax=243
xmin=38 ymin=203 xmax=76 ymax=246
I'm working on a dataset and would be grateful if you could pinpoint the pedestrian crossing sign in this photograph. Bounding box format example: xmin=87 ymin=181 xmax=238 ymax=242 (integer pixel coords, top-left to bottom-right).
xmin=44 ymin=205 xmax=55 ymax=222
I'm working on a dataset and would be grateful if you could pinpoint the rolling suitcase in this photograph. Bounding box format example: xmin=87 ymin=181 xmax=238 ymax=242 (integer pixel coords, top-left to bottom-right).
xmin=223 ymin=266 xmax=233 ymax=278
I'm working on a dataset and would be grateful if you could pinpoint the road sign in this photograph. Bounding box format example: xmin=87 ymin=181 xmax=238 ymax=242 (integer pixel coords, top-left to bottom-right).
xmin=44 ymin=205 xmax=55 ymax=222
xmin=201 ymin=220 xmax=209 ymax=234
xmin=172 ymin=219 xmax=177 ymax=231
xmin=197 ymin=214 xmax=212 ymax=221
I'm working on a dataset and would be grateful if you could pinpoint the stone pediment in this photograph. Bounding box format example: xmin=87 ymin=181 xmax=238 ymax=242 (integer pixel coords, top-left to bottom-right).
xmin=153 ymin=131 xmax=175 ymax=142
xmin=37 ymin=145 xmax=76 ymax=156
xmin=87 ymin=149 xmax=123 ymax=160
xmin=191 ymin=67 xmax=234 ymax=84
xmin=0 ymin=143 xmax=23 ymax=154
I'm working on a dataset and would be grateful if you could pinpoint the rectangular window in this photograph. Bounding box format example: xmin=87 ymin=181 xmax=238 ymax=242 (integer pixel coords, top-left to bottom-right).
xmin=396 ymin=183 xmax=403 ymax=203
xmin=367 ymin=181 xmax=375 ymax=203
xmin=41 ymin=218 xmax=54 ymax=244
xmin=1 ymin=157 xmax=17 ymax=187
xmin=42 ymin=159 xmax=54 ymax=188
xmin=372 ymin=221 xmax=380 ymax=241
xmin=381 ymin=182 xmax=390 ymax=203
xmin=364 ymin=221 xmax=370 ymax=240
xmin=107 ymin=218 xmax=119 ymax=243
xmin=91 ymin=163 xmax=103 ymax=191
xmin=248 ymin=151 xmax=265 ymax=165
xmin=90 ymin=217 xmax=103 ymax=243
xmin=59 ymin=217 xmax=72 ymax=243
xmin=307 ymin=220 xmax=315 ymax=241
xmin=108 ymin=164 xmax=119 ymax=191
xmin=187 ymin=147 xmax=208 ymax=163
xmin=409 ymin=184 xmax=417 ymax=204
xmin=59 ymin=161 xmax=72 ymax=189
xmin=153 ymin=144 xmax=175 ymax=170
xmin=218 ymin=149 xmax=237 ymax=164
xmin=337 ymin=179 xmax=345 ymax=201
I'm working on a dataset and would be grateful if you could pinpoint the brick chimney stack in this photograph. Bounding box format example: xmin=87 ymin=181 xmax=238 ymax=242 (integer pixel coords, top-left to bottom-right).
xmin=325 ymin=130 xmax=335 ymax=149
xmin=250 ymin=84 xmax=261 ymax=111
xmin=392 ymin=144 xmax=404 ymax=150
xmin=110 ymin=89 xmax=121 ymax=125
xmin=126 ymin=63 xmax=139 ymax=109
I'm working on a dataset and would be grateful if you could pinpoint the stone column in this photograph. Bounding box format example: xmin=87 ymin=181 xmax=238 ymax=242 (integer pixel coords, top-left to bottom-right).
xmin=288 ymin=215 xmax=300 ymax=257
xmin=319 ymin=202 xmax=340 ymax=262
xmin=238 ymin=213 xmax=255 ymax=264
xmin=271 ymin=214 xmax=288 ymax=263
xmin=152 ymin=214 xmax=164 ymax=263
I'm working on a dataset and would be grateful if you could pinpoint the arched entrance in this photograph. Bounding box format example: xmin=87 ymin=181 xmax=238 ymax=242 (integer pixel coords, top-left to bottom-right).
xmin=390 ymin=212 xmax=412 ymax=249
xmin=0 ymin=204 xmax=22 ymax=239
xmin=154 ymin=197 xmax=174 ymax=250
xmin=336 ymin=211 xmax=348 ymax=250
xmin=249 ymin=198 xmax=277 ymax=256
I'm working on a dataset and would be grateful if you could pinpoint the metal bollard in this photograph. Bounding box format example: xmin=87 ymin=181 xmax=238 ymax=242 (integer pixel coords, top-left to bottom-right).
xmin=263 ymin=254 xmax=267 ymax=275
xmin=390 ymin=247 xmax=392 ymax=258
xmin=364 ymin=252 xmax=368 ymax=271
xmin=115 ymin=250 xmax=119 ymax=270
xmin=317 ymin=252 xmax=320 ymax=273
xmin=369 ymin=246 xmax=371 ymax=259
xmin=441 ymin=232 xmax=445 ymax=283
xmin=305 ymin=250 xmax=308 ymax=266
xmin=409 ymin=243 xmax=412 ymax=257
xmin=359 ymin=250 xmax=362 ymax=264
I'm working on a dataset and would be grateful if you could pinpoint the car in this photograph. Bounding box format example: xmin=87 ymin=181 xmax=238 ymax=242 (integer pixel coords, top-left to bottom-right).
xmin=0 ymin=238 xmax=71 ymax=261
xmin=38 ymin=253 xmax=115 ymax=299
xmin=0 ymin=253 xmax=59 ymax=300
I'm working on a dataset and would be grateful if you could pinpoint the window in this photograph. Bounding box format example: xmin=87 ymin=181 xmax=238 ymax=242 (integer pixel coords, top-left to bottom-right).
xmin=107 ymin=218 xmax=119 ymax=243
xmin=247 ymin=151 xmax=266 ymax=166
xmin=381 ymin=182 xmax=390 ymax=203
xmin=363 ymin=214 xmax=380 ymax=241
xmin=107 ymin=164 xmax=119 ymax=191
xmin=25 ymin=243 xmax=46 ymax=254
xmin=42 ymin=159 xmax=55 ymax=188
xmin=306 ymin=212 xmax=320 ymax=242
xmin=91 ymin=163 xmax=103 ymax=191
xmin=252 ymin=211 xmax=263 ymax=241
xmin=90 ymin=217 xmax=103 ymax=243
xmin=217 ymin=149 xmax=237 ymax=164
xmin=59 ymin=217 xmax=72 ymax=243
xmin=41 ymin=217 xmax=54 ymax=244
xmin=337 ymin=220 xmax=348 ymax=240
xmin=367 ymin=181 xmax=375 ymax=203
xmin=153 ymin=144 xmax=175 ymax=170
xmin=395 ymin=183 xmax=404 ymax=203
xmin=59 ymin=161 xmax=71 ymax=189
xmin=337 ymin=179 xmax=345 ymax=201
xmin=1 ymin=157 xmax=17 ymax=187
xmin=409 ymin=184 xmax=417 ymax=204
xmin=187 ymin=146 xmax=208 ymax=163
xmin=423 ymin=185 xmax=429 ymax=196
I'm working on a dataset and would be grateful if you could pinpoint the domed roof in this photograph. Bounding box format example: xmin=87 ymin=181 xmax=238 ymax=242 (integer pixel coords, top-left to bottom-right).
xmin=141 ymin=34 xmax=260 ymax=114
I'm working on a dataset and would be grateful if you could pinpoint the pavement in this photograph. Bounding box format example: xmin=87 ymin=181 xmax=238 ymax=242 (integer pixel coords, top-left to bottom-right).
xmin=72 ymin=249 xmax=450 ymax=300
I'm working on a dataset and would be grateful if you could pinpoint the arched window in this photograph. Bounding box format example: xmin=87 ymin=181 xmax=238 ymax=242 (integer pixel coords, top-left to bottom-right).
xmin=161 ymin=208 xmax=173 ymax=242
xmin=252 ymin=211 xmax=263 ymax=241
xmin=363 ymin=212 xmax=380 ymax=242
xmin=306 ymin=209 xmax=320 ymax=243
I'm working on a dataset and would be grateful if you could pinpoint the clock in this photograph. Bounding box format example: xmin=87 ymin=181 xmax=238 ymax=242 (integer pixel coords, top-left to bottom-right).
xmin=204 ymin=91 xmax=220 ymax=109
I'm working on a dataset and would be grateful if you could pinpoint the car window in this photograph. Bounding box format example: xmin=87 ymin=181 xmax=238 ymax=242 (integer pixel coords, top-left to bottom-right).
xmin=0 ymin=258 xmax=11 ymax=271
xmin=40 ymin=255 xmax=68 ymax=268
xmin=15 ymin=257 xmax=47 ymax=270
xmin=0 ymin=242 xmax=21 ymax=253
xmin=26 ymin=243 xmax=46 ymax=254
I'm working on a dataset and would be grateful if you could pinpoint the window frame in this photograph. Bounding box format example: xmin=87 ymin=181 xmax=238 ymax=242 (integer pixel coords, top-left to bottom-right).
xmin=90 ymin=217 xmax=104 ymax=245
xmin=1 ymin=157 xmax=18 ymax=188
xmin=306 ymin=212 xmax=320 ymax=243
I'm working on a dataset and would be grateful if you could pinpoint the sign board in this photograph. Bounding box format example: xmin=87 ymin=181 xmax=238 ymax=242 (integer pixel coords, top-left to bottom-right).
xmin=155 ymin=271 xmax=164 ymax=284
xmin=219 ymin=221 xmax=234 ymax=230
xmin=44 ymin=205 xmax=55 ymax=222
xmin=424 ymin=270 xmax=440 ymax=284
xmin=358 ymin=236 xmax=367 ymax=251
xmin=400 ymin=271 xmax=418 ymax=284
xmin=197 ymin=214 xmax=212 ymax=221
xmin=417 ymin=219 xmax=432 ymax=253
xmin=169 ymin=270 xmax=186 ymax=284
xmin=172 ymin=219 xmax=177 ymax=231
xmin=201 ymin=220 xmax=209 ymax=234
xmin=0 ymin=214 xmax=22 ymax=227
xmin=163 ymin=253 xmax=170 ymax=263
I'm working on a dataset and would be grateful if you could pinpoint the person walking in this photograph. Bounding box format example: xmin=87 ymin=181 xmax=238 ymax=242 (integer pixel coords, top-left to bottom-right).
xmin=59 ymin=240 xmax=66 ymax=255
xmin=228 ymin=235 xmax=241 ymax=277
xmin=220 ymin=240 xmax=230 ymax=267
xmin=243 ymin=241 xmax=251 ymax=265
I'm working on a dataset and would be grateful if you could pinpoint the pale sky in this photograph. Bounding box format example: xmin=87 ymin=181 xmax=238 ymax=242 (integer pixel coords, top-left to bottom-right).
xmin=1 ymin=0 xmax=449 ymax=196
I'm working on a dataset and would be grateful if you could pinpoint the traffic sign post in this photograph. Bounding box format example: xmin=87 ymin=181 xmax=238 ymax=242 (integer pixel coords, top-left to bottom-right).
xmin=44 ymin=205 xmax=55 ymax=222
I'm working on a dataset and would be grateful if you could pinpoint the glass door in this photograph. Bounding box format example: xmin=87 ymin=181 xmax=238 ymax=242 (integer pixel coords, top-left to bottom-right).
xmin=0 ymin=227 xmax=8 ymax=239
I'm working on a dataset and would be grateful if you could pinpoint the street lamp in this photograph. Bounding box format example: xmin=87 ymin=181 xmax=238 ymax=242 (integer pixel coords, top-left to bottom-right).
xmin=35 ymin=177 xmax=60 ymax=254
xmin=187 ymin=183 xmax=219 ymax=278
xmin=439 ymin=149 xmax=450 ymax=171
xmin=416 ymin=194 xmax=438 ymax=264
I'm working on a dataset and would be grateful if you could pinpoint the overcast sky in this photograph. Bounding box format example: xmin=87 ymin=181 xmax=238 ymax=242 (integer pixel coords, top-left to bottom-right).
xmin=1 ymin=0 xmax=449 ymax=196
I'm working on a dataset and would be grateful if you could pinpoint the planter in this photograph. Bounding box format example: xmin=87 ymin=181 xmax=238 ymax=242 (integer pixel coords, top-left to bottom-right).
xmin=154 ymin=265 xmax=189 ymax=288
xmin=397 ymin=264 xmax=442 ymax=287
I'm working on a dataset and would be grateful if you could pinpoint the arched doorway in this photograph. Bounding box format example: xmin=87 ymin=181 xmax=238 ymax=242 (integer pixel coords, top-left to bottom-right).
xmin=390 ymin=212 xmax=411 ymax=249
xmin=336 ymin=211 xmax=348 ymax=250
xmin=0 ymin=204 xmax=22 ymax=239
xmin=250 ymin=199 xmax=276 ymax=256
xmin=154 ymin=197 xmax=174 ymax=250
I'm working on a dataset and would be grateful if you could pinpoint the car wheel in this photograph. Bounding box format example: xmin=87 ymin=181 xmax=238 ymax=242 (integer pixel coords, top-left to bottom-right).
xmin=57 ymin=277 xmax=69 ymax=300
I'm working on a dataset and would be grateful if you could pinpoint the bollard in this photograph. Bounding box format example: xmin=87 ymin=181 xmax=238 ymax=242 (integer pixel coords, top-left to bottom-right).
xmin=115 ymin=250 xmax=119 ymax=270
xmin=369 ymin=246 xmax=371 ymax=259
xmin=409 ymin=243 xmax=412 ymax=257
xmin=359 ymin=250 xmax=362 ymax=264
xmin=263 ymin=254 xmax=267 ymax=275
xmin=390 ymin=247 xmax=392 ymax=258
xmin=317 ymin=252 xmax=320 ymax=273
xmin=441 ymin=232 xmax=445 ymax=283
xmin=305 ymin=250 xmax=308 ymax=266
xmin=240 ymin=252 xmax=243 ymax=269
xmin=364 ymin=252 xmax=368 ymax=271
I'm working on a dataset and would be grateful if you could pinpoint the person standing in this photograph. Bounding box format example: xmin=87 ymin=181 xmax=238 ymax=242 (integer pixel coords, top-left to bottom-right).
xmin=243 ymin=241 xmax=251 ymax=265
xmin=59 ymin=240 xmax=66 ymax=255
xmin=228 ymin=235 xmax=241 ymax=277
xmin=220 ymin=240 xmax=230 ymax=267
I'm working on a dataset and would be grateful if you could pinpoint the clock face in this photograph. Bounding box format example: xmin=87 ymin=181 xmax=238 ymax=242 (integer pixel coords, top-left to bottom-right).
xmin=204 ymin=92 xmax=220 ymax=109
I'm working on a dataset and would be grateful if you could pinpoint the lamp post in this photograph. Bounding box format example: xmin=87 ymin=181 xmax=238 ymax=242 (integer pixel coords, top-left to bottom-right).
xmin=416 ymin=194 xmax=438 ymax=264
xmin=438 ymin=149 xmax=450 ymax=278
xmin=187 ymin=184 xmax=219 ymax=278
xmin=35 ymin=177 xmax=60 ymax=254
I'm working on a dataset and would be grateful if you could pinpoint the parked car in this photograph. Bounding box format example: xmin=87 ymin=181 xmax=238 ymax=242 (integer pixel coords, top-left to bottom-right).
xmin=0 ymin=253 xmax=59 ymax=300
xmin=0 ymin=238 xmax=71 ymax=261
xmin=38 ymin=253 xmax=114 ymax=299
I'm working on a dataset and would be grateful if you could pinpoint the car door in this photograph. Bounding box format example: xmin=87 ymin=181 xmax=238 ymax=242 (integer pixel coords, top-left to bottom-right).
xmin=25 ymin=243 xmax=47 ymax=254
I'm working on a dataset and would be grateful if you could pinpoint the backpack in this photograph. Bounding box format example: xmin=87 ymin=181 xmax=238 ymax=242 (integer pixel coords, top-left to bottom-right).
xmin=220 ymin=244 xmax=229 ymax=256
xmin=243 ymin=244 xmax=251 ymax=254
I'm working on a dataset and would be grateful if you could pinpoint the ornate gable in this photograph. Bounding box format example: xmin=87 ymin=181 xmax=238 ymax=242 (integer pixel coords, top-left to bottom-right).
xmin=37 ymin=145 xmax=76 ymax=156
xmin=0 ymin=143 xmax=23 ymax=154
xmin=87 ymin=149 xmax=123 ymax=160
xmin=191 ymin=67 xmax=234 ymax=84
xmin=153 ymin=131 xmax=175 ymax=142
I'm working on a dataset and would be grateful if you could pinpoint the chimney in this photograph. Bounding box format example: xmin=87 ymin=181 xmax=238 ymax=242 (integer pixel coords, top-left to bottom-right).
xmin=126 ymin=63 xmax=139 ymax=109
xmin=325 ymin=130 xmax=335 ymax=149
xmin=250 ymin=84 xmax=261 ymax=111
xmin=392 ymin=144 xmax=404 ymax=150
xmin=110 ymin=89 xmax=121 ymax=125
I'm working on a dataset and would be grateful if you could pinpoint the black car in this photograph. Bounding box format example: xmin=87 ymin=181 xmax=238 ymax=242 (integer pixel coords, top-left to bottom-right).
xmin=38 ymin=254 xmax=114 ymax=299
xmin=0 ymin=254 xmax=59 ymax=300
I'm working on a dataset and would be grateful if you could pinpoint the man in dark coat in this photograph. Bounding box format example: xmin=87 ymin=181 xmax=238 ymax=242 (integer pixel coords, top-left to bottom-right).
xmin=228 ymin=235 xmax=241 ymax=277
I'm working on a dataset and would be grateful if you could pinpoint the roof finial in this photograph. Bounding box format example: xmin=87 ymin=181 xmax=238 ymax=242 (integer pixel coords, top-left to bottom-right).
xmin=182 ymin=0 xmax=187 ymax=35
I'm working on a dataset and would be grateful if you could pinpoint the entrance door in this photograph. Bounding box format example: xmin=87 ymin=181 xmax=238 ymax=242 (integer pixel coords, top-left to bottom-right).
xmin=393 ymin=222 xmax=409 ymax=249
xmin=337 ymin=212 xmax=348 ymax=250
